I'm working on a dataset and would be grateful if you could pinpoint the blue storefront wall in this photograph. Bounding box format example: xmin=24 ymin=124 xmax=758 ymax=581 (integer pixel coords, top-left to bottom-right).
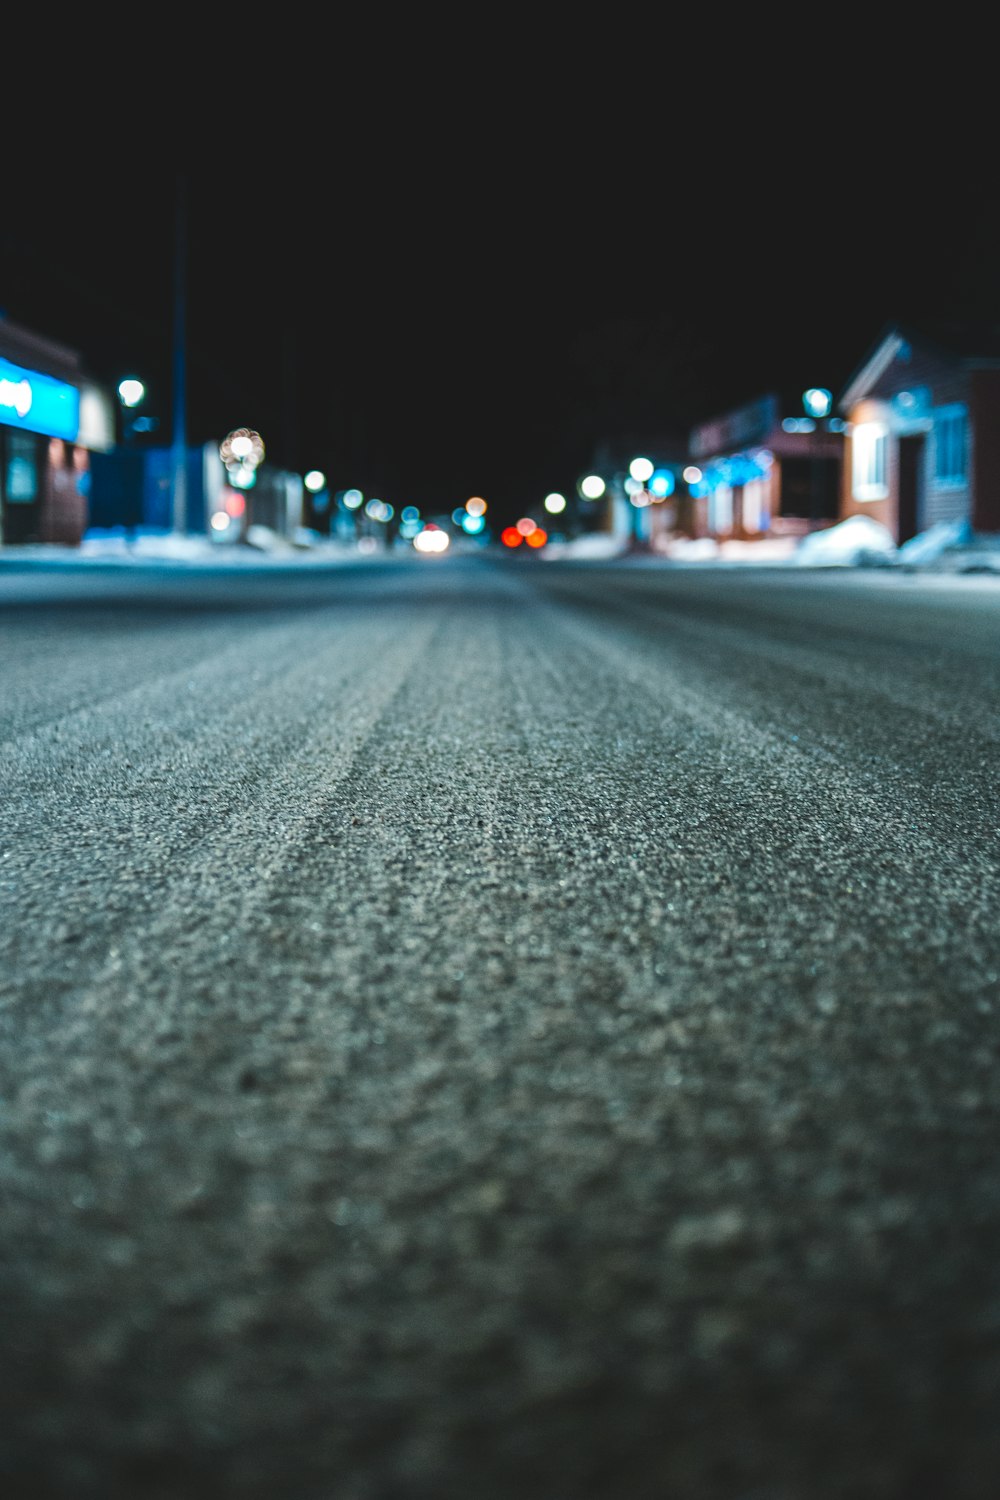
xmin=88 ymin=447 xmax=207 ymax=533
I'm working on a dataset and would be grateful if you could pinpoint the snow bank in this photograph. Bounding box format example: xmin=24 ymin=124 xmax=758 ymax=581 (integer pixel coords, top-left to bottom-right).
xmin=792 ymin=516 xmax=897 ymax=568
xmin=82 ymin=528 xmax=216 ymax=561
xmin=666 ymin=537 xmax=720 ymax=561
xmin=897 ymin=518 xmax=972 ymax=565
xmin=543 ymin=533 xmax=627 ymax=560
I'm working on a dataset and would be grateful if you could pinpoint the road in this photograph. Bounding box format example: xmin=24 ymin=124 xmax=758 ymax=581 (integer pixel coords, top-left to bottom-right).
xmin=3 ymin=555 xmax=1000 ymax=1499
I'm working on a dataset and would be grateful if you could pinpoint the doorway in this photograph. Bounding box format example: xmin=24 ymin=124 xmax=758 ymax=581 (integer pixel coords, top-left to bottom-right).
xmin=897 ymin=434 xmax=925 ymax=544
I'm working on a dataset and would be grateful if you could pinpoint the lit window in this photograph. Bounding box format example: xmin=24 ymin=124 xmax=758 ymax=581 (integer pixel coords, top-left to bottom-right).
xmin=853 ymin=422 xmax=888 ymax=501
xmin=5 ymin=431 xmax=38 ymax=502
xmin=934 ymin=406 xmax=967 ymax=488
xmin=742 ymin=478 xmax=767 ymax=532
xmin=709 ymin=484 xmax=733 ymax=535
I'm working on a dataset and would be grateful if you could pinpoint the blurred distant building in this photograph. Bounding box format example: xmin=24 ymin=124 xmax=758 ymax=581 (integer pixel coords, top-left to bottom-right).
xmin=687 ymin=392 xmax=843 ymax=543
xmin=88 ymin=444 xmax=212 ymax=536
xmin=588 ymin=436 xmax=689 ymax=548
xmin=87 ymin=446 xmax=304 ymax=543
xmin=0 ymin=316 xmax=114 ymax=546
xmin=837 ymin=321 xmax=1000 ymax=543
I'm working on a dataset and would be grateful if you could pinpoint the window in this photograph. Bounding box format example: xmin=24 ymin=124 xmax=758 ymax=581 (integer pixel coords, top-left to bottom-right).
xmin=708 ymin=484 xmax=732 ymax=535
xmin=742 ymin=478 xmax=766 ymax=532
xmin=780 ymin=458 xmax=840 ymax=520
xmin=4 ymin=430 xmax=38 ymax=503
xmin=934 ymin=406 xmax=967 ymax=488
xmin=853 ymin=422 xmax=888 ymax=501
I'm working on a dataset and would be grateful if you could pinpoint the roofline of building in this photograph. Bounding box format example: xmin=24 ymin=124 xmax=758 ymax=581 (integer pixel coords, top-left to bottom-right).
xmin=839 ymin=321 xmax=1000 ymax=411
xmin=0 ymin=315 xmax=83 ymax=383
xmin=838 ymin=327 xmax=904 ymax=411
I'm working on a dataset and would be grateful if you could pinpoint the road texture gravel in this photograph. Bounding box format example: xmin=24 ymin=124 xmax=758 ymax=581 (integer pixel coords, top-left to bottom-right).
xmin=2 ymin=555 xmax=1000 ymax=1499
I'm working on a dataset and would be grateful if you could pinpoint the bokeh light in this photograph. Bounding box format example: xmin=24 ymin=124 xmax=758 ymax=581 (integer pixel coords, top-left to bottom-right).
xmin=226 ymin=462 xmax=256 ymax=490
xmin=516 ymin=517 xmax=537 ymax=536
xmin=803 ymin=387 xmax=832 ymax=418
xmin=117 ymin=379 xmax=145 ymax=408
xmin=629 ymin=457 xmax=654 ymax=483
xmin=414 ymin=526 xmax=450 ymax=553
xmin=501 ymin=527 xmax=523 ymax=547
xmin=466 ymin=496 xmax=487 ymax=517
xmin=579 ymin=475 xmax=606 ymax=500
xmin=221 ymin=429 xmax=265 ymax=467
xmin=543 ymin=493 xmax=566 ymax=514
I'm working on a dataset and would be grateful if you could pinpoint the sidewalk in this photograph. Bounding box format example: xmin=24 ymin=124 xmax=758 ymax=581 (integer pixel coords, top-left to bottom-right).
xmin=644 ymin=517 xmax=1000 ymax=574
xmin=0 ymin=529 xmax=383 ymax=570
xmin=3 ymin=518 xmax=1000 ymax=574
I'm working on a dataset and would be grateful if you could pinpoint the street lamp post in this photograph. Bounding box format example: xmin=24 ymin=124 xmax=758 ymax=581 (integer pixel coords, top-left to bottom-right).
xmin=304 ymin=469 xmax=328 ymax=534
xmin=801 ymin=389 xmax=833 ymax=524
xmin=626 ymin=456 xmax=654 ymax=549
xmin=117 ymin=378 xmax=145 ymax=546
xmin=577 ymin=473 xmax=607 ymax=536
xmin=543 ymin=492 xmax=567 ymax=531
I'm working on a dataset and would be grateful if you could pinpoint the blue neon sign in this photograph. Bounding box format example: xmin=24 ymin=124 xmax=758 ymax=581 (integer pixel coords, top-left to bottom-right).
xmin=0 ymin=356 xmax=80 ymax=441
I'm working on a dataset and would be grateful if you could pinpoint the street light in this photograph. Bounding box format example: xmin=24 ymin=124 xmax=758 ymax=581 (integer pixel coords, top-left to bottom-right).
xmin=116 ymin=378 xmax=146 ymax=544
xmin=117 ymin=377 xmax=145 ymax=420
xmin=625 ymin=456 xmax=655 ymax=546
xmin=117 ymin=378 xmax=158 ymax=446
xmin=572 ymin=474 xmax=609 ymax=540
xmin=803 ymin=388 xmax=832 ymax=419
xmin=304 ymin=469 xmax=329 ymax=533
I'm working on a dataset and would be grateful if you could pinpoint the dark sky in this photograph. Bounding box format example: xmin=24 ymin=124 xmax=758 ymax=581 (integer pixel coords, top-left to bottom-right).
xmin=3 ymin=66 xmax=998 ymax=529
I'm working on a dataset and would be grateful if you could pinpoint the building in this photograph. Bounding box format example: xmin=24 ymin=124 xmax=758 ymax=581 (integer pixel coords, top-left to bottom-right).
xmin=587 ymin=436 xmax=689 ymax=548
xmin=0 ymin=316 xmax=114 ymax=545
xmin=86 ymin=444 xmax=306 ymax=543
xmin=688 ymin=392 xmax=844 ymax=542
xmin=837 ymin=321 xmax=1000 ymax=543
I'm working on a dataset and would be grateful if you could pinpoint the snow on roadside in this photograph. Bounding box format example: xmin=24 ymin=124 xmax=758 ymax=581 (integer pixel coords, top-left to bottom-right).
xmin=791 ymin=516 xmax=897 ymax=568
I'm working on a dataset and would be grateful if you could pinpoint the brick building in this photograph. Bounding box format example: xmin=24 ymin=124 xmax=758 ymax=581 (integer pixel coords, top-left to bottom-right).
xmin=0 ymin=316 xmax=114 ymax=545
xmin=687 ymin=392 xmax=844 ymax=542
xmin=838 ymin=321 xmax=1000 ymax=543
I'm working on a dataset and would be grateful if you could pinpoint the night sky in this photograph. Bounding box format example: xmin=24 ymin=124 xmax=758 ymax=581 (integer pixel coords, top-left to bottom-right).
xmin=3 ymin=80 xmax=998 ymax=530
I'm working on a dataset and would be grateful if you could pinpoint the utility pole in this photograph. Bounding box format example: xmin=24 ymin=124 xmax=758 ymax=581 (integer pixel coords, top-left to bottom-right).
xmin=170 ymin=174 xmax=188 ymax=534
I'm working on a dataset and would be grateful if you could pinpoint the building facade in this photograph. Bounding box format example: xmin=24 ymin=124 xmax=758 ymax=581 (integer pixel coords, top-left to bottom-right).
xmin=837 ymin=322 xmax=1000 ymax=543
xmin=0 ymin=317 xmax=114 ymax=545
xmin=587 ymin=437 xmax=688 ymax=547
xmin=688 ymin=393 xmax=843 ymax=542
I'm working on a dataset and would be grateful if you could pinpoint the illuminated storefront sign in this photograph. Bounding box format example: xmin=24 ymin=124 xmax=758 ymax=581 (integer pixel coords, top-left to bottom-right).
xmin=0 ymin=356 xmax=79 ymax=441
xmin=690 ymin=395 xmax=779 ymax=460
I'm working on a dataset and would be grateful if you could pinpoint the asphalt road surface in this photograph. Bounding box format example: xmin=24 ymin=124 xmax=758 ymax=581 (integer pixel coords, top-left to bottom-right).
xmin=3 ymin=555 xmax=1000 ymax=1500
